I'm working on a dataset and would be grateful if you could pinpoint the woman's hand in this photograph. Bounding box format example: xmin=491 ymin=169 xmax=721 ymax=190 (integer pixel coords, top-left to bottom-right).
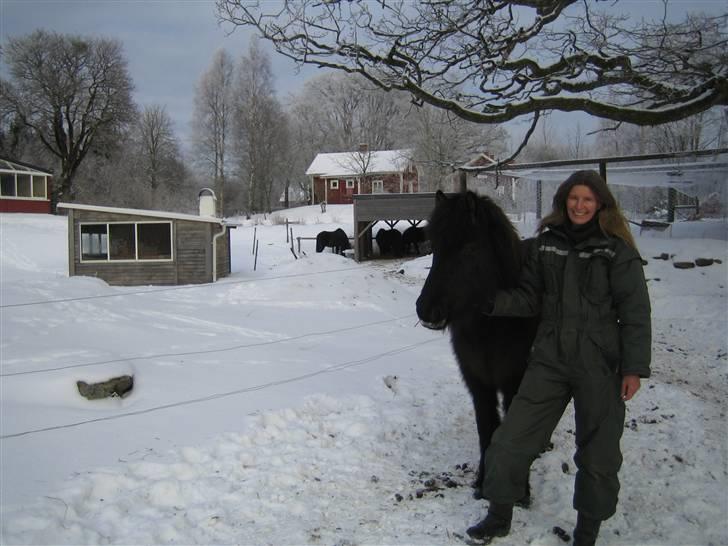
xmin=621 ymin=374 xmax=641 ymax=401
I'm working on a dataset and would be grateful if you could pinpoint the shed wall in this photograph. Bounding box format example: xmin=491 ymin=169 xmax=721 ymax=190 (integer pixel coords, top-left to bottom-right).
xmin=68 ymin=210 xmax=230 ymax=286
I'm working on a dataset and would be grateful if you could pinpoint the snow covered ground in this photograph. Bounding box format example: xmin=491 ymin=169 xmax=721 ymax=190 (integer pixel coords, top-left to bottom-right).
xmin=1 ymin=205 xmax=726 ymax=545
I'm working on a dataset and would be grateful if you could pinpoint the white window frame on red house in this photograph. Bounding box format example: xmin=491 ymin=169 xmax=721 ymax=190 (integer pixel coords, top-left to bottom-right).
xmin=0 ymin=172 xmax=48 ymax=200
xmin=372 ymin=179 xmax=384 ymax=193
xmin=345 ymin=179 xmax=355 ymax=189
xmin=330 ymin=179 xmax=339 ymax=189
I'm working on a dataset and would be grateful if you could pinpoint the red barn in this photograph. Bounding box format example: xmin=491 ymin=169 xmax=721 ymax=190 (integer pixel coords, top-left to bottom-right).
xmin=0 ymin=157 xmax=53 ymax=214
xmin=306 ymin=148 xmax=418 ymax=205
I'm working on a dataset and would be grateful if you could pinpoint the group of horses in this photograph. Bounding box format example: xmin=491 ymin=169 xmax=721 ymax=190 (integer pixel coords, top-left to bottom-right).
xmin=315 ymin=225 xmax=428 ymax=257
xmin=315 ymin=192 xmax=537 ymax=502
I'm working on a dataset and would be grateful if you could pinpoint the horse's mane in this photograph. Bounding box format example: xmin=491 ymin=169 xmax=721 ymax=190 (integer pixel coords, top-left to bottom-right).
xmin=429 ymin=191 xmax=523 ymax=288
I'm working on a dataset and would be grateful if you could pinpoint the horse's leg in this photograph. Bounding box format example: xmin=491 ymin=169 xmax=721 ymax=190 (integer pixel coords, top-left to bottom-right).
xmin=464 ymin=374 xmax=500 ymax=498
xmin=473 ymin=386 xmax=500 ymax=498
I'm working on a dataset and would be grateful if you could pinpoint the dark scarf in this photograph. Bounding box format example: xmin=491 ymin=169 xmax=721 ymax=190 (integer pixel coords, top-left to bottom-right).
xmin=562 ymin=215 xmax=602 ymax=245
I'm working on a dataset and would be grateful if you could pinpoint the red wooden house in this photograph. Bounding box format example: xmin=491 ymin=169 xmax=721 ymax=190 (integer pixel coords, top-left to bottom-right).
xmin=0 ymin=157 xmax=53 ymax=214
xmin=306 ymin=148 xmax=418 ymax=205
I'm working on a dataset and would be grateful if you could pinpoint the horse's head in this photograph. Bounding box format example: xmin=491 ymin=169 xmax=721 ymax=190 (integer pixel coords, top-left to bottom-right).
xmin=315 ymin=232 xmax=327 ymax=253
xmin=416 ymin=190 xmax=522 ymax=330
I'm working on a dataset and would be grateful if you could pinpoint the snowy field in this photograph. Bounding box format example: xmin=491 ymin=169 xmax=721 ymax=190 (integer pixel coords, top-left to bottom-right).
xmin=1 ymin=205 xmax=726 ymax=546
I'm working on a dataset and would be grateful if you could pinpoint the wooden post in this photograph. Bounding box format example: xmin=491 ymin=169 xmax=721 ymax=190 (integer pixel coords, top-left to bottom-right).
xmin=253 ymin=240 xmax=259 ymax=270
xmin=286 ymin=219 xmax=289 ymax=242
xmin=536 ymin=180 xmax=543 ymax=220
xmin=252 ymin=227 xmax=257 ymax=255
xmin=599 ymin=161 xmax=607 ymax=182
xmin=667 ymin=187 xmax=677 ymax=222
xmin=458 ymin=170 xmax=467 ymax=192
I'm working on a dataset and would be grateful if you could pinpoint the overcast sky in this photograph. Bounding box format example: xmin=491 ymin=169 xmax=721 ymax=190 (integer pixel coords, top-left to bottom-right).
xmin=1 ymin=0 xmax=726 ymax=154
xmin=0 ymin=0 xmax=320 ymax=150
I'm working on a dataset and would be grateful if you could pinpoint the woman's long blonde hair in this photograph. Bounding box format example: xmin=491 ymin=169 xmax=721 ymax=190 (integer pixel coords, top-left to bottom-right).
xmin=539 ymin=170 xmax=636 ymax=248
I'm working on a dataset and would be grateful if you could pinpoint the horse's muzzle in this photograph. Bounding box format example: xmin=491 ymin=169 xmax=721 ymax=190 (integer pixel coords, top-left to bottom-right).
xmin=419 ymin=319 xmax=447 ymax=330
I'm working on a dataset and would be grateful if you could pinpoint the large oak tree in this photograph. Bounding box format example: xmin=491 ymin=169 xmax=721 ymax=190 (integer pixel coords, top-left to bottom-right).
xmin=217 ymin=0 xmax=727 ymax=158
xmin=2 ymin=30 xmax=135 ymax=206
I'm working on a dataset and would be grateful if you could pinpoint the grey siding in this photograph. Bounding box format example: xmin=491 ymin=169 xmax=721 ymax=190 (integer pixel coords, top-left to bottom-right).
xmin=68 ymin=209 xmax=231 ymax=286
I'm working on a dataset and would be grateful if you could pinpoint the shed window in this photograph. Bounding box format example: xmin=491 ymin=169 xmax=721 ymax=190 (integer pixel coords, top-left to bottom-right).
xmin=138 ymin=223 xmax=172 ymax=259
xmin=109 ymin=224 xmax=136 ymax=260
xmin=330 ymin=180 xmax=339 ymax=189
xmin=346 ymin=179 xmax=355 ymax=189
xmin=372 ymin=180 xmax=384 ymax=193
xmin=80 ymin=222 xmax=173 ymax=262
xmin=81 ymin=224 xmax=108 ymax=260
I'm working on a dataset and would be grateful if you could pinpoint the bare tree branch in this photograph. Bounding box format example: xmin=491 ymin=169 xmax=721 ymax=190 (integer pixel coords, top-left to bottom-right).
xmin=216 ymin=0 xmax=727 ymax=152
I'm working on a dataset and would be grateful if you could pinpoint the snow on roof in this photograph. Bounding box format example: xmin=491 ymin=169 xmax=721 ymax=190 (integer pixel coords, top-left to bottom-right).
xmin=56 ymin=203 xmax=239 ymax=225
xmin=0 ymin=157 xmax=53 ymax=175
xmin=305 ymin=149 xmax=413 ymax=177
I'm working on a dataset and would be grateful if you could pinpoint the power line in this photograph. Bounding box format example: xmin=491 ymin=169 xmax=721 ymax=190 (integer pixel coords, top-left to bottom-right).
xmin=0 ymin=314 xmax=419 ymax=378
xmin=0 ymin=266 xmax=364 ymax=309
xmin=0 ymin=337 xmax=443 ymax=440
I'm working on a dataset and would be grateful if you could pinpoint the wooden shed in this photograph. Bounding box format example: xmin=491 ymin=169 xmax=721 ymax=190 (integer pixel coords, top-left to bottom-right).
xmin=0 ymin=157 xmax=53 ymax=214
xmin=353 ymin=193 xmax=438 ymax=261
xmin=57 ymin=203 xmax=235 ymax=286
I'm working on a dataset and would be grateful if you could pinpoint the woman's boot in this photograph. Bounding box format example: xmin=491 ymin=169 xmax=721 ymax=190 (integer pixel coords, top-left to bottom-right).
xmin=466 ymin=502 xmax=513 ymax=542
xmin=573 ymin=513 xmax=601 ymax=546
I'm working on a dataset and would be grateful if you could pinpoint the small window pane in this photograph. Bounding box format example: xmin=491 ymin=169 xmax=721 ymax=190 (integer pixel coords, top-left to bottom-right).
xmin=81 ymin=224 xmax=108 ymax=261
xmin=32 ymin=176 xmax=46 ymax=198
xmin=1 ymin=174 xmax=15 ymax=196
xmin=16 ymin=174 xmax=31 ymax=197
xmin=138 ymin=223 xmax=172 ymax=260
xmin=109 ymin=224 xmax=136 ymax=260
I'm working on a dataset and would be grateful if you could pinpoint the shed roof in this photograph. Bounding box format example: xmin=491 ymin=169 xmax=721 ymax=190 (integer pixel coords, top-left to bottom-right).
xmin=57 ymin=203 xmax=239 ymax=225
xmin=305 ymin=149 xmax=413 ymax=177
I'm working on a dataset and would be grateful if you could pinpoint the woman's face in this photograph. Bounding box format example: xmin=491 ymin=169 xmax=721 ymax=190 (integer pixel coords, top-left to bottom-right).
xmin=566 ymin=184 xmax=600 ymax=225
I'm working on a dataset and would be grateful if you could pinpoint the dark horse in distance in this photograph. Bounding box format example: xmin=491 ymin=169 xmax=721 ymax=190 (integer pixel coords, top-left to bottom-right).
xmin=416 ymin=190 xmax=538 ymax=499
xmin=316 ymin=228 xmax=351 ymax=255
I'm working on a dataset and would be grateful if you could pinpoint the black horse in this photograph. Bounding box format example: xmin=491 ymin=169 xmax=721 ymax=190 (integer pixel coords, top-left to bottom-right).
xmin=375 ymin=228 xmax=404 ymax=258
xmin=316 ymin=228 xmax=351 ymax=255
xmin=402 ymin=226 xmax=427 ymax=255
xmin=416 ymin=190 xmax=538 ymax=500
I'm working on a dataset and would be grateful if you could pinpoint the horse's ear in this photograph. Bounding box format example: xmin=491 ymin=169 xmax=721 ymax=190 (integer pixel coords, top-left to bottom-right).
xmin=465 ymin=191 xmax=480 ymax=221
xmin=435 ymin=190 xmax=446 ymax=203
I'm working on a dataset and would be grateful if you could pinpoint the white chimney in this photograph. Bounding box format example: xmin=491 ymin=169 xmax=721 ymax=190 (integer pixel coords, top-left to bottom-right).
xmin=198 ymin=188 xmax=217 ymax=217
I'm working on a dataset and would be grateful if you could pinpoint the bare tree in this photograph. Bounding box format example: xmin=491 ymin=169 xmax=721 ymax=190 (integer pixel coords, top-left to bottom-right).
xmin=523 ymin=114 xmax=568 ymax=161
xmin=192 ymin=49 xmax=235 ymax=215
xmin=289 ymin=72 xmax=409 ymax=152
xmin=1 ymin=30 xmax=135 ymax=206
xmin=595 ymin=107 xmax=725 ymax=155
xmin=217 ymin=1 xmax=727 ymax=158
xmin=234 ymin=37 xmax=288 ymax=214
xmin=406 ymin=104 xmax=509 ymax=191
xmin=134 ymin=104 xmax=184 ymax=208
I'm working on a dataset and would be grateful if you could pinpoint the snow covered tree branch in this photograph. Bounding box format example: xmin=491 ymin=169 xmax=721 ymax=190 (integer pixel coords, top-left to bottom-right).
xmin=217 ymin=0 xmax=727 ymax=152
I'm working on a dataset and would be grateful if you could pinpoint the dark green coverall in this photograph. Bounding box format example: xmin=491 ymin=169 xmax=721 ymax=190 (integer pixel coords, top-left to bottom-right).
xmin=481 ymin=224 xmax=652 ymax=520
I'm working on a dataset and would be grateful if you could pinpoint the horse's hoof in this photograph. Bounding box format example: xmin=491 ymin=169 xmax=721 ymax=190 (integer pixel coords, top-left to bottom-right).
xmin=515 ymin=495 xmax=532 ymax=509
xmin=471 ymin=480 xmax=484 ymax=499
